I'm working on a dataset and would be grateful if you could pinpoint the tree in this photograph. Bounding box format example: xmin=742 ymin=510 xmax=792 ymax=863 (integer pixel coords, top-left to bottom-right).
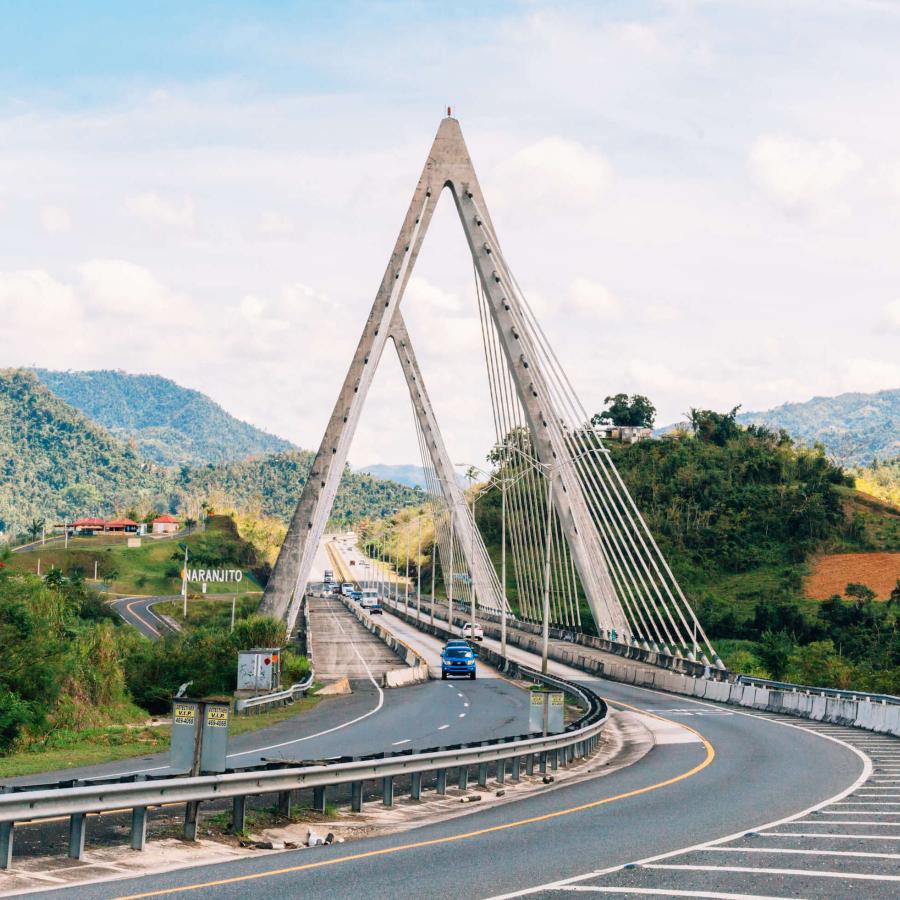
xmin=845 ymin=582 xmax=876 ymax=607
xmin=184 ymin=517 xmax=197 ymax=534
xmin=592 ymin=394 xmax=656 ymax=428
xmin=889 ymin=580 xmax=900 ymax=606
xmin=687 ymin=406 xmax=741 ymax=446
xmin=27 ymin=517 xmax=45 ymax=542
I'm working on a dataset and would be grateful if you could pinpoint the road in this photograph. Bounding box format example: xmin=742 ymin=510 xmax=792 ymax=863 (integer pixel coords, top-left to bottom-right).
xmin=107 ymin=596 xmax=179 ymax=640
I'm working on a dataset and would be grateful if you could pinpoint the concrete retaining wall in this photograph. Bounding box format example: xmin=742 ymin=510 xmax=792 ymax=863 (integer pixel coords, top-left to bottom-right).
xmin=384 ymin=599 xmax=900 ymax=738
xmin=339 ymin=597 xmax=430 ymax=689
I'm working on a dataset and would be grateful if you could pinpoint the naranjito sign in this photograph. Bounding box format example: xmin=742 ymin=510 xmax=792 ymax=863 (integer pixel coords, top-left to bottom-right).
xmin=184 ymin=568 xmax=243 ymax=584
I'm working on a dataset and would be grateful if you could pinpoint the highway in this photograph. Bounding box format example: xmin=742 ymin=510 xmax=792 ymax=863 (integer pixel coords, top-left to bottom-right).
xmin=20 ymin=554 xmax=883 ymax=897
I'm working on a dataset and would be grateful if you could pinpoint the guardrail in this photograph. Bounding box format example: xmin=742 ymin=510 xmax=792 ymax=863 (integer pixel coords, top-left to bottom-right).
xmin=734 ymin=674 xmax=900 ymax=706
xmin=234 ymin=672 xmax=316 ymax=715
xmin=0 ymin=659 xmax=607 ymax=868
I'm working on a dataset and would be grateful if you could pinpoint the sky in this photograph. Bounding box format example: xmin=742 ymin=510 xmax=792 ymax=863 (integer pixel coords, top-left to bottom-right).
xmin=1 ymin=0 xmax=899 ymax=470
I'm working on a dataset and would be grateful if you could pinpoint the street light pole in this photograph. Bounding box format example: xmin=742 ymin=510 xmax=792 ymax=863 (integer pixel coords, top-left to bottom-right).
xmin=416 ymin=513 xmax=422 ymax=620
xmin=430 ymin=511 xmax=437 ymax=626
xmin=469 ymin=488 xmax=477 ymax=636
xmin=500 ymin=477 xmax=507 ymax=656
xmin=541 ymin=474 xmax=555 ymax=675
xmin=448 ymin=505 xmax=455 ymax=621
xmin=404 ymin=519 xmax=410 ymax=609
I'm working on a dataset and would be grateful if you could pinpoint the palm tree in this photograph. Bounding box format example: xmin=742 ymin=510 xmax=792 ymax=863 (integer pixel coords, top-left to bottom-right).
xmin=27 ymin=517 xmax=45 ymax=542
xmin=184 ymin=517 xmax=197 ymax=534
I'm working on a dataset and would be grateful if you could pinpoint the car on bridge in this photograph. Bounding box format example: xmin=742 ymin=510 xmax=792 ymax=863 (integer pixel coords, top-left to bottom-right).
xmin=462 ymin=622 xmax=484 ymax=641
xmin=341 ymin=582 xmax=355 ymax=596
xmin=441 ymin=644 xmax=477 ymax=680
xmin=350 ymin=590 xmax=362 ymax=602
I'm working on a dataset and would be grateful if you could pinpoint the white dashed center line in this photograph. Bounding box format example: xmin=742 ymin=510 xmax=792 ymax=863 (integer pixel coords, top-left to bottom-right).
xmin=391 ymin=739 xmax=411 ymax=746
xmin=459 ymin=713 xmax=466 ymax=718
xmin=438 ymin=724 xmax=450 ymax=730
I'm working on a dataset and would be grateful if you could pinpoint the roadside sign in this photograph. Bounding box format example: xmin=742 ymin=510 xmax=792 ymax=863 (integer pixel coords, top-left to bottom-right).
xmin=528 ymin=690 xmax=565 ymax=734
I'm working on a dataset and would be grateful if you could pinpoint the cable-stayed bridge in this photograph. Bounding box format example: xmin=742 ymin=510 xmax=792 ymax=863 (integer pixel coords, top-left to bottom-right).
xmin=259 ymin=115 xmax=720 ymax=668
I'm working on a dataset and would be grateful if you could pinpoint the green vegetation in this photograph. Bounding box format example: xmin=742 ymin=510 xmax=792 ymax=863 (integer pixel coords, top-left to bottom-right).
xmin=592 ymin=393 xmax=656 ymax=428
xmin=736 ymin=387 xmax=900 ymax=467
xmin=855 ymin=455 xmax=900 ymax=507
xmin=0 ymin=368 xmax=425 ymax=542
xmin=34 ymin=368 xmax=294 ymax=466
xmin=5 ymin=515 xmax=266 ymax=595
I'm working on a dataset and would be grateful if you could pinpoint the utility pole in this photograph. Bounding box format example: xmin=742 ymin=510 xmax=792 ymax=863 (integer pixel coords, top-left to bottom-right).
xmin=181 ymin=544 xmax=189 ymax=618
xmin=430 ymin=511 xmax=437 ymax=626
xmin=469 ymin=485 xmax=477 ymax=636
xmin=541 ymin=474 xmax=555 ymax=675
xmin=448 ymin=506 xmax=455 ymax=620
xmin=404 ymin=519 xmax=410 ymax=608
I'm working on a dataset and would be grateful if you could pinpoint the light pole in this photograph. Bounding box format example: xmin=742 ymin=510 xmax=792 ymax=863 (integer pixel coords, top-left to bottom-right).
xmin=540 ymin=475 xmax=555 ymax=674
xmin=416 ymin=512 xmax=423 ymax=620
xmin=404 ymin=518 xmax=410 ymax=609
xmin=429 ymin=509 xmax=437 ymax=625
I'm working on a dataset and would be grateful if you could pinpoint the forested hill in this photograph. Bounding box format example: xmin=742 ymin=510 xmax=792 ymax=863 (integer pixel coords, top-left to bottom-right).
xmin=34 ymin=369 xmax=294 ymax=466
xmin=181 ymin=452 xmax=425 ymax=525
xmin=736 ymin=388 xmax=900 ymax=467
xmin=0 ymin=369 xmax=165 ymax=536
xmin=0 ymin=369 xmax=424 ymax=539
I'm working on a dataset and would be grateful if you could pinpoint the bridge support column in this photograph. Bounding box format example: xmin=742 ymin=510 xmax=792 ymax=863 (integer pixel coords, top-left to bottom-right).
xmin=131 ymin=807 xmax=148 ymax=850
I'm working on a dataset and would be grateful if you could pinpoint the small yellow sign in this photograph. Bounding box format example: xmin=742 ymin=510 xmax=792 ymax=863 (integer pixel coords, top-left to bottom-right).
xmin=174 ymin=704 xmax=196 ymax=725
xmin=551 ymin=693 xmax=565 ymax=706
xmin=206 ymin=706 xmax=229 ymax=728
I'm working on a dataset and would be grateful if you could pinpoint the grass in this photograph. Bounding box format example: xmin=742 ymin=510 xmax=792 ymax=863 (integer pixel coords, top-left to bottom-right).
xmin=155 ymin=596 xmax=261 ymax=629
xmin=6 ymin=527 xmax=263 ymax=597
xmin=0 ymin=693 xmax=325 ymax=779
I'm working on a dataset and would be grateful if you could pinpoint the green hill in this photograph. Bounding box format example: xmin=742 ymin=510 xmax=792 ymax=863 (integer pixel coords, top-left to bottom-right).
xmin=736 ymin=388 xmax=900 ymax=467
xmin=0 ymin=369 xmax=167 ymax=538
xmin=34 ymin=369 xmax=293 ymax=466
xmin=180 ymin=452 xmax=425 ymax=526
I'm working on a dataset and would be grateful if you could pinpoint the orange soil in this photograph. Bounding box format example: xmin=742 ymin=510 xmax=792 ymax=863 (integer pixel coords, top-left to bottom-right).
xmin=804 ymin=552 xmax=900 ymax=601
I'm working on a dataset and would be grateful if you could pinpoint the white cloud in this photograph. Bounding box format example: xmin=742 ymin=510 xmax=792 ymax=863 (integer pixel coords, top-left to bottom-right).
xmin=40 ymin=205 xmax=71 ymax=234
xmin=125 ymin=192 xmax=196 ymax=229
xmin=883 ymin=298 xmax=900 ymax=330
xmin=748 ymin=134 xmax=862 ymax=221
xmin=258 ymin=211 xmax=294 ymax=237
xmin=568 ymin=277 xmax=622 ymax=319
xmin=493 ymin=137 xmax=613 ymax=210
xmin=641 ymin=303 xmax=679 ymax=325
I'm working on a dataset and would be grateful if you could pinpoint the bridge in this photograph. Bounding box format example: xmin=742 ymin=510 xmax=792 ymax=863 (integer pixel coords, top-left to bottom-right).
xmin=2 ymin=117 xmax=898 ymax=900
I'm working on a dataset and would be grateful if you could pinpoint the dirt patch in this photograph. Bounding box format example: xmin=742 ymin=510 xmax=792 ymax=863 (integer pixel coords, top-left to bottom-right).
xmin=805 ymin=552 xmax=900 ymax=600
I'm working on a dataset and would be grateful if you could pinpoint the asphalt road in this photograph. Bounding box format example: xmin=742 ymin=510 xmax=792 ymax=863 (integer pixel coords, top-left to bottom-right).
xmin=107 ymin=596 xmax=179 ymax=640
xmin=26 ymin=597 xmax=878 ymax=899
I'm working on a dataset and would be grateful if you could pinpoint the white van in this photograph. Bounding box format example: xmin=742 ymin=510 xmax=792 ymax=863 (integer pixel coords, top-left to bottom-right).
xmin=342 ymin=582 xmax=355 ymax=597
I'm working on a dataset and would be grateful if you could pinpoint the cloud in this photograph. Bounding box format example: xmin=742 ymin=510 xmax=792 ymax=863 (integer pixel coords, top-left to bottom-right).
xmin=125 ymin=192 xmax=196 ymax=229
xmin=568 ymin=277 xmax=622 ymax=319
xmin=493 ymin=137 xmax=613 ymax=210
xmin=748 ymin=134 xmax=862 ymax=221
xmin=40 ymin=205 xmax=71 ymax=234
xmin=258 ymin=211 xmax=294 ymax=237
xmin=884 ymin=298 xmax=900 ymax=330
xmin=641 ymin=303 xmax=679 ymax=325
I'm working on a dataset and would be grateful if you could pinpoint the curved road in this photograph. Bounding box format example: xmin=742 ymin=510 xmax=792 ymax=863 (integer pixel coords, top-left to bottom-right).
xmin=24 ymin=607 xmax=886 ymax=898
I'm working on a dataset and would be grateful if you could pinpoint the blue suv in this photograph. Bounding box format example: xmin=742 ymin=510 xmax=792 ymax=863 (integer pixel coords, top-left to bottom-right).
xmin=441 ymin=644 xmax=477 ymax=680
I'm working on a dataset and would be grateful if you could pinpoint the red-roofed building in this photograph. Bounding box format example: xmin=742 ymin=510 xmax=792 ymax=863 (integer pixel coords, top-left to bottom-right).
xmin=152 ymin=514 xmax=180 ymax=535
xmin=106 ymin=518 xmax=139 ymax=534
xmin=71 ymin=517 xmax=107 ymax=535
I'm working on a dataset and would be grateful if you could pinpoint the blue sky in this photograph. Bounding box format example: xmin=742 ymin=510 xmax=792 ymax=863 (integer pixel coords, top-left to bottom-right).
xmin=1 ymin=1 xmax=899 ymax=465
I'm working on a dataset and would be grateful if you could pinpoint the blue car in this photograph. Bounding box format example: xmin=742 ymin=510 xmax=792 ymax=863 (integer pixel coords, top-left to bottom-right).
xmin=441 ymin=644 xmax=477 ymax=680
xmin=350 ymin=590 xmax=362 ymax=602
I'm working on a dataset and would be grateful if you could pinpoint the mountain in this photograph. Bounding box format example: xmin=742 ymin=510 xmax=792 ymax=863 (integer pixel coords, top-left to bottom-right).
xmin=361 ymin=464 xmax=428 ymax=489
xmin=182 ymin=453 xmax=426 ymax=526
xmin=34 ymin=369 xmax=294 ymax=467
xmin=736 ymin=388 xmax=900 ymax=467
xmin=0 ymin=369 xmax=166 ymax=537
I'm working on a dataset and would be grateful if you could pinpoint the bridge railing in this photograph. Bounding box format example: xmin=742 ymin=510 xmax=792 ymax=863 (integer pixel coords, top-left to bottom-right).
xmin=734 ymin=674 xmax=900 ymax=706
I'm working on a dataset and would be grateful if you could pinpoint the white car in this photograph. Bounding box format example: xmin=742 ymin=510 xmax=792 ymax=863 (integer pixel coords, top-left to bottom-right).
xmin=462 ymin=622 xmax=484 ymax=641
xmin=341 ymin=583 xmax=355 ymax=596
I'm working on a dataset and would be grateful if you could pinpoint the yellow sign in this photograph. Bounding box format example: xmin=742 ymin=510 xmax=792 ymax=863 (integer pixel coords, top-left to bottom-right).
xmin=206 ymin=706 xmax=229 ymax=728
xmin=174 ymin=704 xmax=196 ymax=725
xmin=551 ymin=693 xmax=565 ymax=706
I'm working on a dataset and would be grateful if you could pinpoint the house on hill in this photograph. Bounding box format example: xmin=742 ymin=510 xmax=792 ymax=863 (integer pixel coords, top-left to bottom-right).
xmin=152 ymin=514 xmax=180 ymax=535
xmin=105 ymin=518 xmax=139 ymax=534
xmin=71 ymin=517 xmax=107 ymax=535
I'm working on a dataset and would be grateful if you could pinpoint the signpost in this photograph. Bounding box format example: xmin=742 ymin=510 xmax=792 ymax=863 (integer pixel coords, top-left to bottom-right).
xmin=528 ymin=689 xmax=565 ymax=735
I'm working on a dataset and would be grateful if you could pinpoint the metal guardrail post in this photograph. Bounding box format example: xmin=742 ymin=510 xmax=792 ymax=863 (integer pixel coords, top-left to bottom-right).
xmin=232 ymin=796 xmax=246 ymax=833
xmin=277 ymin=790 xmax=292 ymax=818
xmin=410 ymin=772 xmax=422 ymax=801
xmin=313 ymin=786 xmax=326 ymax=814
xmin=351 ymin=781 xmax=363 ymax=812
xmin=436 ymin=768 xmax=447 ymax=795
xmin=131 ymin=807 xmax=148 ymax=850
xmin=511 ymin=756 xmax=521 ymax=780
xmin=68 ymin=812 xmax=86 ymax=860
xmin=0 ymin=821 xmax=13 ymax=870
xmin=458 ymin=766 xmax=469 ymax=792
xmin=550 ymin=750 xmax=559 ymax=771
xmin=382 ymin=776 xmax=394 ymax=807
xmin=526 ymin=753 xmax=535 ymax=776
xmin=538 ymin=752 xmax=547 ymax=774
xmin=497 ymin=759 xmax=506 ymax=784
xmin=478 ymin=763 xmax=489 ymax=787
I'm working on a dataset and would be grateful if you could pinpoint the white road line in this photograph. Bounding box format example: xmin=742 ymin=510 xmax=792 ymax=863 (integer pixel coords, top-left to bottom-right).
xmin=459 ymin=713 xmax=466 ymax=718
xmin=228 ymin=599 xmax=385 ymax=759
xmin=464 ymin=702 xmax=470 ymax=708
xmin=643 ymin=863 xmax=900 ymax=882
xmin=391 ymin=739 xmax=411 ymax=746
xmin=760 ymin=832 xmax=900 ymax=840
xmin=703 ymin=846 xmax=900 ymax=859
xmin=793 ymin=819 xmax=900 ymax=826
xmin=816 ymin=810 xmax=900 ymax=815
xmin=544 ymin=889 xmax=788 ymax=899
xmin=481 ymin=697 xmax=872 ymax=900
xmin=438 ymin=724 xmax=450 ymax=730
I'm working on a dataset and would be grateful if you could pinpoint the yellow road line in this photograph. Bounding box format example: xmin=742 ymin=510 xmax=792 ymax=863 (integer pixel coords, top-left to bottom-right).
xmin=115 ymin=713 xmax=714 ymax=899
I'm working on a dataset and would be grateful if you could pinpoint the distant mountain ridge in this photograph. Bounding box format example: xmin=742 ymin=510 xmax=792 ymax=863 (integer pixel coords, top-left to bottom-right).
xmin=361 ymin=464 xmax=428 ymax=489
xmin=736 ymin=388 xmax=900 ymax=467
xmin=34 ymin=369 xmax=294 ymax=467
